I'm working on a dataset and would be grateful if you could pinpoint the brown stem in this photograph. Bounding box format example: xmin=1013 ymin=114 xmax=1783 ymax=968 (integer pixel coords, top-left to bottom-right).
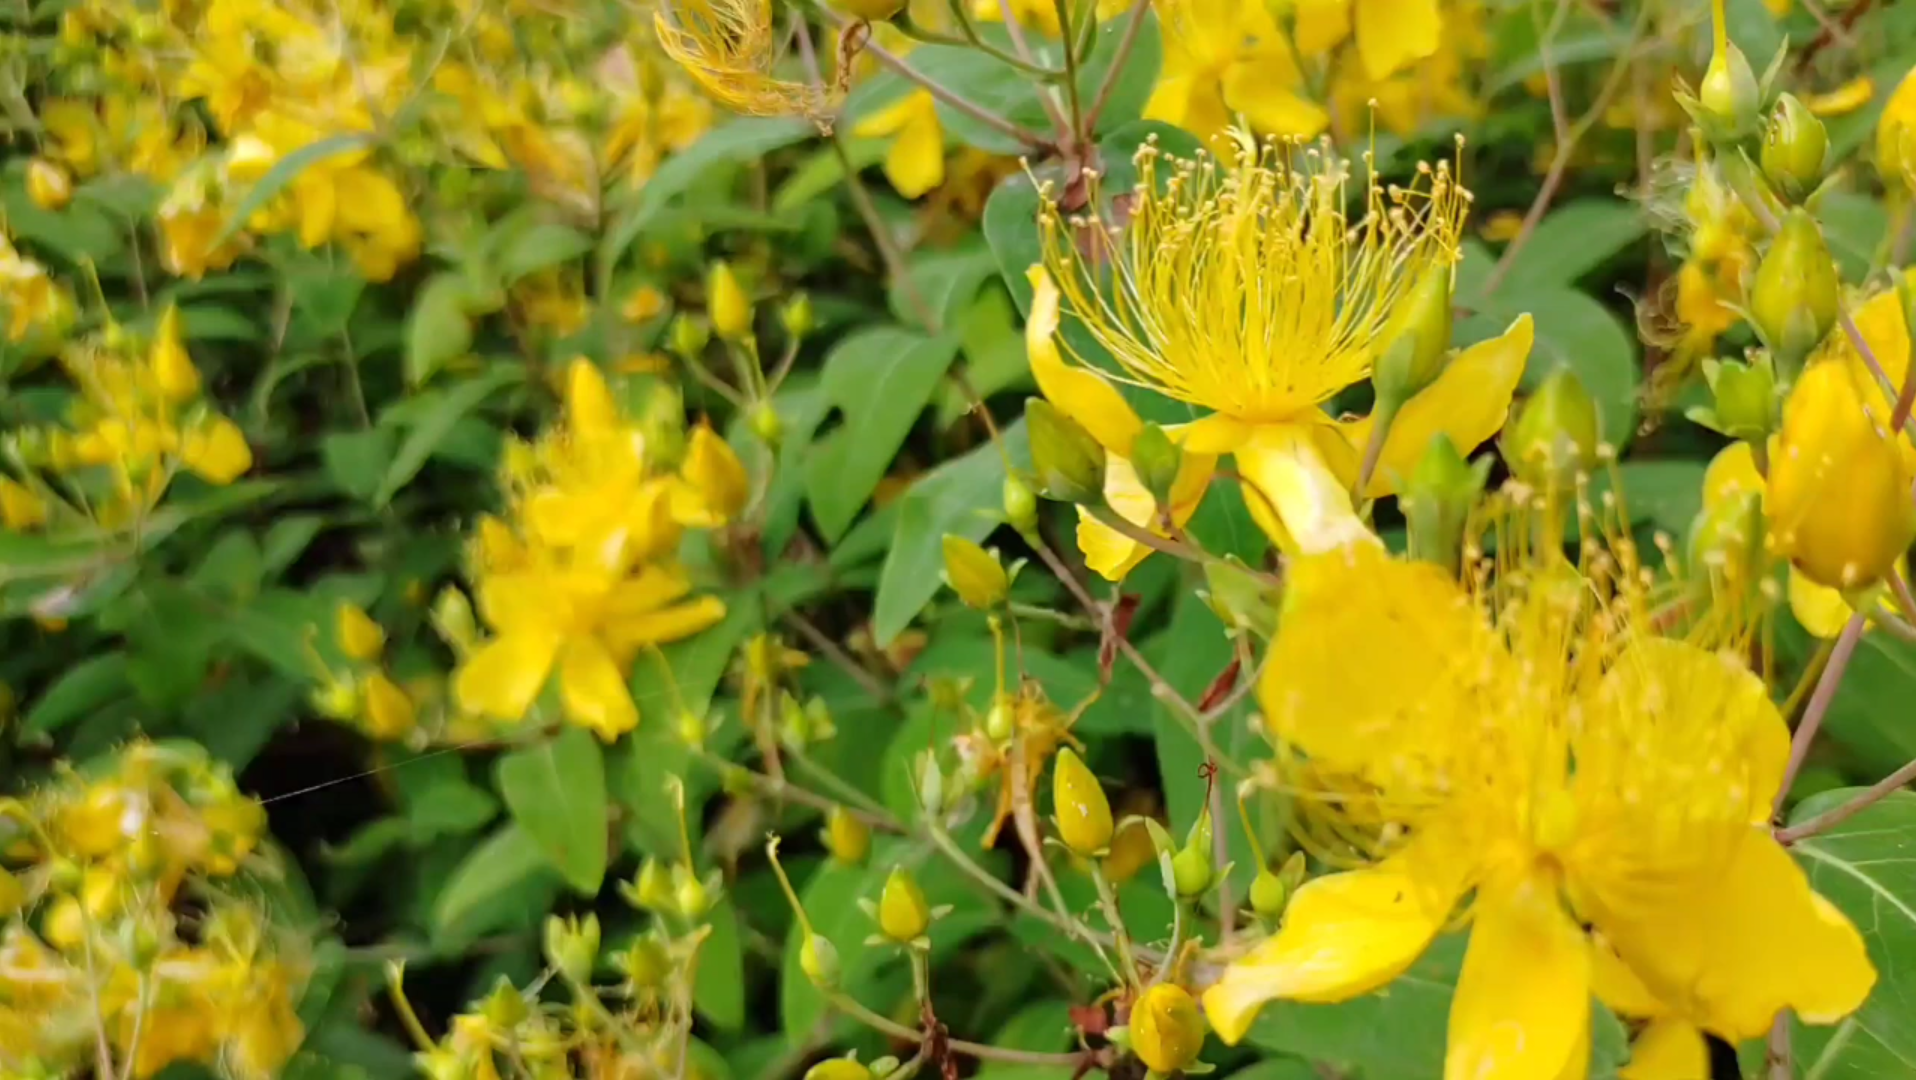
xmin=1774 ymin=612 xmax=1867 ymax=819
xmin=1777 ymin=755 xmax=1916 ymax=844
xmin=828 ymin=15 xmax=1051 ymax=151
xmin=1080 ymin=0 xmax=1151 ymax=135
xmin=781 ymin=610 xmax=896 ymax=707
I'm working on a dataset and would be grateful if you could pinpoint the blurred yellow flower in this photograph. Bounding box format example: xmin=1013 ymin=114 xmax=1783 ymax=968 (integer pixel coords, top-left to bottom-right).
xmin=1203 ymin=538 xmax=1875 ymax=1074
xmin=1328 ymin=0 xmax=1485 ymax=136
xmin=453 ymin=361 xmax=736 ymax=740
xmin=854 ymin=91 xmax=947 ymax=199
xmin=1879 ymin=66 xmax=1916 ymax=190
xmin=1289 ymin=0 xmax=1442 ymax=81
xmin=1031 ymin=132 xmax=1527 ymax=576
xmin=1146 ymin=0 xmax=1327 ymax=143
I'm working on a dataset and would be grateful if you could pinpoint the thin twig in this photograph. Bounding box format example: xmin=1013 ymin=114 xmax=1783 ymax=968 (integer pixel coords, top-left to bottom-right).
xmin=1777 ymin=755 xmax=1916 ymax=843
xmin=993 ymin=0 xmax=1073 ymax=138
xmin=781 ymin=610 xmax=896 ymax=706
xmin=830 ymin=16 xmax=1051 ymax=151
xmin=829 ymin=992 xmax=1103 ymax=1067
xmin=1768 ymin=1015 xmax=1792 ymax=1080
xmin=1775 ymin=612 xmax=1867 ymax=819
xmin=1081 ymin=0 xmax=1151 ymax=135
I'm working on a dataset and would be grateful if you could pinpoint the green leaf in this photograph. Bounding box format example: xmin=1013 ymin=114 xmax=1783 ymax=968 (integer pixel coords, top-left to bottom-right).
xmin=431 ymin=824 xmax=564 ymax=947
xmin=773 ymin=138 xmax=890 ymax=213
xmin=24 ymin=652 xmax=132 ymax=736
xmin=1492 ymin=199 xmax=1646 ymax=288
xmin=938 ymin=287 xmax=1031 ymax=428
xmin=890 ymin=241 xmax=999 ymax=330
xmin=373 ymin=366 xmax=522 ymax=507
xmin=496 ymin=726 xmax=609 ymax=895
xmin=601 ymin=118 xmax=813 ymax=272
xmin=1590 ymin=460 xmax=1708 ymax=542
xmin=1788 ymin=792 xmax=1916 ymax=1076
xmin=1811 ymin=630 xmax=1916 ymax=779
xmin=496 ymin=222 xmax=595 ymax=283
xmin=694 ymin=898 xmax=746 ymax=1032
xmin=973 ymin=1001 xmax=1077 ymax=1080
xmin=804 ymin=327 xmax=961 ymax=542
xmin=872 ymin=419 xmax=1027 ymax=646
xmin=321 ymin=427 xmax=397 ymax=502
xmin=218 ymin=133 xmax=374 ymax=245
xmin=404 ymin=273 xmax=477 ymax=387
xmin=396 ymin=753 xmax=500 ymax=843
xmin=261 ymin=515 xmax=326 ymax=577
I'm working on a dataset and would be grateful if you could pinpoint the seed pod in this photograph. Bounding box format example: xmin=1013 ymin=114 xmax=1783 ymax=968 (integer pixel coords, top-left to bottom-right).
xmin=1698 ymin=37 xmax=1758 ymax=140
xmin=1051 ymin=747 xmax=1114 ymax=857
xmin=1171 ymin=807 xmax=1215 ymax=899
xmin=1401 ymin=433 xmax=1492 ymax=573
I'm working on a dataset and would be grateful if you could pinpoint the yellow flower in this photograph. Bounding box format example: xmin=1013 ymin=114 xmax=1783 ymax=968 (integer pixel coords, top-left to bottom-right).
xmin=1146 ymin=0 xmax=1327 ymax=143
xmin=1201 ymin=537 xmax=1875 ymax=1073
xmin=453 ymin=361 xmax=729 ymax=740
xmin=654 ymin=0 xmax=828 ymax=120
xmin=1877 ymin=65 xmax=1916 ymax=190
xmin=335 ymin=602 xmax=386 ymax=662
xmin=1030 ymin=133 xmax=1529 ymax=576
xmin=1328 ymin=0 xmax=1485 ymax=137
xmin=853 ymin=91 xmax=946 ymax=199
xmin=1289 ymin=0 xmax=1442 ymax=81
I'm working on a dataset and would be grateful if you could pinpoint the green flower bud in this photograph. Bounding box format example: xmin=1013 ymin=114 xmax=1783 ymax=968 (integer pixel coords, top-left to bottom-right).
xmin=941 ymin=534 xmax=1009 ymax=610
xmin=804 ymin=1057 xmax=875 ymax=1080
xmin=1704 ymin=358 xmax=1777 ymax=440
xmin=1130 ymin=423 xmax=1182 ymax=509
xmin=779 ymin=293 xmax=815 ymax=340
xmin=1003 ymin=475 xmax=1039 ymax=536
xmin=673 ymin=865 xmax=712 ymax=919
xmin=676 ymin=709 xmax=707 ymax=749
xmin=749 ymin=401 xmax=783 ymax=447
xmin=1171 ymin=807 xmax=1215 ymax=900
xmin=1699 ymin=38 xmax=1759 ymax=140
xmin=1402 ymin=433 xmax=1493 ymax=572
xmin=1026 ymin=398 xmax=1106 ymax=505
xmin=1505 ymin=369 xmax=1601 ymax=489
xmin=984 ymin=695 xmax=1015 ymax=741
xmin=625 ymin=858 xmax=675 ymax=911
xmin=1762 ymin=93 xmax=1828 ymax=200
xmin=800 ymin=930 xmax=840 ymax=988
xmin=1201 ymin=555 xmax=1278 ymax=638
xmin=1372 ymin=261 xmax=1455 ymax=407
xmin=1749 ymin=209 xmax=1840 ymax=368
xmin=480 ymin=977 xmax=530 ymax=1029
xmin=620 ymin=936 xmax=672 ymax=990
xmin=1249 ymin=867 xmax=1289 ymax=919
xmin=543 ymin=913 xmax=600 ymax=983
xmin=430 ymin=587 xmax=478 ymax=656
xmin=670 ymin=314 xmax=711 ymax=360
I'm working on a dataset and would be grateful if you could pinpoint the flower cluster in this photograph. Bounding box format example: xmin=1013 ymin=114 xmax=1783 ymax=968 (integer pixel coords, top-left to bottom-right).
xmin=447 ymin=359 xmax=747 ymax=742
xmin=0 ymin=742 xmax=306 ymax=1079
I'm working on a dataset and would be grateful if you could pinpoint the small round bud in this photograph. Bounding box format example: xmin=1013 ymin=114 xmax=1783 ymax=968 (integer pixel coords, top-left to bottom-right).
xmin=749 ymin=401 xmax=783 ymax=447
xmin=670 ymin=314 xmax=711 ymax=359
xmin=823 ymin=806 xmax=871 ymax=866
xmin=1171 ymin=808 xmax=1215 ymax=899
xmin=804 ymin=1058 xmax=875 ymax=1080
xmin=779 ymin=293 xmax=815 ymax=339
xmin=1699 ymin=39 xmax=1759 ymax=140
xmin=1051 ymin=747 xmax=1113 ymax=857
xmin=1749 ymin=209 xmax=1840 ymax=367
xmin=800 ymin=930 xmax=840 ymax=988
xmin=1249 ymin=867 xmax=1289 ymax=919
xmin=1002 ymin=475 xmax=1039 ymax=535
xmin=941 ymin=535 xmax=1009 ymax=610
xmin=983 ymin=696 xmax=1015 ymax=741
xmin=877 ymin=867 xmax=931 ymax=943
xmin=706 ymin=261 xmax=751 ymax=342
xmin=1131 ymin=984 xmax=1206 ymax=1074
xmin=620 ymin=936 xmax=672 ymax=990
xmin=1762 ymin=93 xmax=1828 ymax=200
xmin=1372 ymin=261 xmax=1455 ymax=407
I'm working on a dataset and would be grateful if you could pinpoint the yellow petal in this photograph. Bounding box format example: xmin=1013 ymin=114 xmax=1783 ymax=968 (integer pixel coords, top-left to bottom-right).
xmin=675 ymin=423 xmax=749 ymax=527
xmin=1355 ymin=0 xmax=1440 ymax=80
xmin=1073 ymin=447 xmax=1216 ymax=581
xmin=602 ymin=594 xmax=728 ymax=653
xmin=1589 ymin=935 xmax=1664 ymax=1019
xmin=1805 ymin=76 xmax=1875 ymax=118
xmin=1222 ymin=62 xmax=1329 ymax=140
xmin=1789 ymin=568 xmax=1855 ymax=639
xmin=883 ymin=104 xmax=945 ymax=199
xmin=1342 ymin=315 xmax=1532 ymax=498
xmin=1833 ymin=288 xmax=1911 ymax=417
xmin=567 ymin=358 xmax=621 ymax=435
xmin=1702 ymin=441 xmax=1764 ymax=508
xmin=179 ymin=416 xmax=253 ymax=484
xmin=1619 ymin=1020 xmax=1709 ymax=1080
xmin=851 ymin=94 xmax=919 ymax=138
xmin=1202 ymin=834 xmax=1466 ymax=1044
xmin=559 ymin=637 xmax=639 ymax=741
xmin=1446 ymin=880 xmax=1590 ymax=1080
xmin=1293 ymin=0 xmax=1353 ymax=56
xmin=1258 ymin=540 xmax=1505 ymax=777
xmin=1024 ymin=266 xmax=1143 ymax=455
xmin=1233 ymin=422 xmax=1375 ymax=553
xmin=454 ymin=630 xmax=562 ymax=720
xmin=1596 ymin=827 xmax=1875 ymax=1040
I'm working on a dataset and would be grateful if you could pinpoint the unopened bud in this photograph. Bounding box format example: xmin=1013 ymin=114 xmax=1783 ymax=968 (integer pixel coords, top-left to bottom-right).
xmin=543 ymin=913 xmax=600 ymax=983
xmin=625 ymin=858 xmax=675 ymax=911
xmin=674 ymin=864 xmax=713 ymax=919
xmin=1002 ymin=475 xmax=1038 ymax=535
xmin=431 ymin=587 xmax=478 ymax=655
xmin=670 ymin=314 xmax=711 ymax=359
xmin=1130 ymin=984 xmax=1206 ymax=1074
xmin=823 ymin=806 xmax=871 ymax=865
xmin=1201 ymin=556 xmax=1278 ymax=637
xmin=804 ymin=1057 xmax=875 ymax=1080
xmin=1051 ymin=747 xmax=1113 ymax=857
xmin=983 ymin=695 xmax=1015 ymax=741
xmin=941 ymin=535 xmax=1009 ymax=609
xmin=362 ymin=673 xmax=417 ymax=740
xmin=480 ymin=978 xmax=530 ymax=1029
xmin=877 ymin=867 xmax=931 ymax=942
xmin=1402 ymin=433 xmax=1492 ymax=571
xmin=1170 ymin=808 xmax=1214 ymax=899
xmin=1768 ymin=360 xmax=1916 ymax=591
xmin=1878 ymin=68 xmax=1916 ymax=192
xmin=1750 ymin=209 xmax=1840 ymax=367
xmin=1249 ymin=866 xmax=1289 ymax=919
xmin=800 ymin=930 xmax=840 ymax=988
xmin=707 ymin=261 xmax=751 ymax=341
xmin=27 ymin=158 xmax=72 ymax=211
xmin=1026 ymin=398 xmax=1106 ymax=504
xmin=620 ymin=936 xmax=672 ymax=989
xmin=1505 ymin=370 xmax=1600 ymax=489
xmin=779 ymin=293 xmax=814 ymax=339
xmin=1699 ymin=38 xmax=1759 ymax=140
xmin=335 ymin=602 xmax=385 ymax=661
xmin=1130 ymin=423 xmax=1182 ymax=509
xmin=1762 ymin=93 xmax=1828 ymax=200
xmin=1372 ymin=262 xmax=1454 ymax=407
xmin=749 ymin=401 xmax=783 ymax=447
xmin=676 ymin=709 xmax=707 ymax=748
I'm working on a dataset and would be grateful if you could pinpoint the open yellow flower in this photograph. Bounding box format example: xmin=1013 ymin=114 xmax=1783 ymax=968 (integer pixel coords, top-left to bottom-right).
xmin=1201 ymin=531 xmax=1875 ymax=1076
xmin=1289 ymin=0 xmax=1442 ymax=81
xmin=453 ymin=361 xmax=736 ymax=741
xmin=1146 ymin=0 xmax=1328 ymax=143
xmin=1029 ymin=132 xmax=1529 ymax=577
